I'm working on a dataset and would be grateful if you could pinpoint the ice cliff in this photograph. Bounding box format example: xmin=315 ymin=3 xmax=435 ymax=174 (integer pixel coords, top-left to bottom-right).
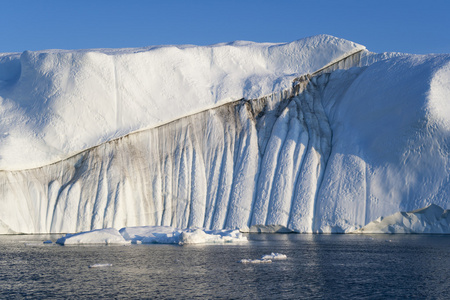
xmin=0 ymin=35 xmax=449 ymax=234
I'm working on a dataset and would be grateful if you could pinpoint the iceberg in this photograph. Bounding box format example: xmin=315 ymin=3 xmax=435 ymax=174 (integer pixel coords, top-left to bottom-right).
xmin=56 ymin=228 xmax=130 ymax=245
xmin=56 ymin=226 xmax=247 ymax=245
xmin=178 ymin=229 xmax=247 ymax=245
xmin=0 ymin=35 xmax=449 ymax=235
xmin=353 ymin=204 xmax=450 ymax=234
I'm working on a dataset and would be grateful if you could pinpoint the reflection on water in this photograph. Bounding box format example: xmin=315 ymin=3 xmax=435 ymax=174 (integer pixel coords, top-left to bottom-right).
xmin=0 ymin=234 xmax=449 ymax=299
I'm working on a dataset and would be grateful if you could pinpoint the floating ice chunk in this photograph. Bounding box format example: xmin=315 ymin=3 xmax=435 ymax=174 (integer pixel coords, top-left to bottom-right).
xmin=56 ymin=228 xmax=130 ymax=245
xmin=178 ymin=229 xmax=247 ymax=245
xmin=119 ymin=226 xmax=179 ymax=244
xmin=239 ymin=259 xmax=272 ymax=264
xmin=118 ymin=226 xmax=247 ymax=245
xmin=261 ymin=253 xmax=288 ymax=260
xmin=353 ymin=204 xmax=450 ymax=234
xmin=240 ymin=252 xmax=287 ymax=264
xmin=55 ymin=227 xmax=247 ymax=245
xmin=89 ymin=264 xmax=112 ymax=268
xmin=141 ymin=231 xmax=181 ymax=244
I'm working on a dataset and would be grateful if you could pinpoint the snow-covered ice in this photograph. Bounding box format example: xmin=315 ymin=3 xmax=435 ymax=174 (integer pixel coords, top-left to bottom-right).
xmin=0 ymin=35 xmax=363 ymax=170
xmin=56 ymin=226 xmax=247 ymax=245
xmin=0 ymin=35 xmax=449 ymax=235
xmin=178 ymin=229 xmax=247 ymax=245
xmin=56 ymin=228 xmax=130 ymax=245
xmin=118 ymin=226 xmax=179 ymax=244
xmin=353 ymin=204 xmax=450 ymax=234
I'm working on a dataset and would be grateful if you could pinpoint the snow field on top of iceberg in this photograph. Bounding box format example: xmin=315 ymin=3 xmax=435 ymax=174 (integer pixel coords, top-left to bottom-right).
xmin=0 ymin=35 xmax=364 ymax=170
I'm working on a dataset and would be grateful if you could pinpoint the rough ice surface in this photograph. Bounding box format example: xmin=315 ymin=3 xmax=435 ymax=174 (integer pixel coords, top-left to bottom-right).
xmin=0 ymin=35 xmax=363 ymax=170
xmin=0 ymin=35 xmax=449 ymax=235
xmin=56 ymin=226 xmax=246 ymax=245
xmin=56 ymin=228 xmax=130 ymax=245
xmin=118 ymin=225 xmax=178 ymax=243
xmin=353 ymin=204 xmax=450 ymax=234
xmin=178 ymin=229 xmax=247 ymax=245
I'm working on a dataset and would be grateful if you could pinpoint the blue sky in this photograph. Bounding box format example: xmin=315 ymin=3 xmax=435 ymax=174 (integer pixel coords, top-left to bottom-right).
xmin=1 ymin=0 xmax=448 ymax=54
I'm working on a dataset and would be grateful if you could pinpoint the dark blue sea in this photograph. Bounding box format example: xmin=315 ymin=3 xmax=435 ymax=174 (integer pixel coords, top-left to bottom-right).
xmin=0 ymin=233 xmax=449 ymax=299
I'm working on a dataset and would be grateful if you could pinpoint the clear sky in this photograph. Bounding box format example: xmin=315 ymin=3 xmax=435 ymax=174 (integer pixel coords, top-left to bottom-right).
xmin=0 ymin=0 xmax=448 ymax=54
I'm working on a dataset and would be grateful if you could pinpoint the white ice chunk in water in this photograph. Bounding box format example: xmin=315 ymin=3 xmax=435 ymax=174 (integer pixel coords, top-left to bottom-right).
xmin=353 ymin=204 xmax=450 ymax=234
xmin=239 ymin=259 xmax=272 ymax=264
xmin=178 ymin=229 xmax=247 ymax=245
xmin=119 ymin=226 xmax=179 ymax=244
xmin=261 ymin=253 xmax=288 ymax=260
xmin=89 ymin=264 xmax=113 ymax=268
xmin=240 ymin=252 xmax=287 ymax=264
xmin=56 ymin=226 xmax=248 ymax=245
xmin=56 ymin=228 xmax=130 ymax=245
xmin=119 ymin=226 xmax=247 ymax=245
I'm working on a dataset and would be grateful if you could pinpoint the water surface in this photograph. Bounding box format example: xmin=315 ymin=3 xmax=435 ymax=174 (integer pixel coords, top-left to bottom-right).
xmin=0 ymin=234 xmax=449 ymax=299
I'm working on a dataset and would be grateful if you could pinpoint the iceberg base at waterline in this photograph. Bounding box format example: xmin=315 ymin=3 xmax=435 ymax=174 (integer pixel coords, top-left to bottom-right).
xmin=352 ymin=204 xmax=450 ymax=234
xmin=55 ymin=226 xmax=247 ymax=245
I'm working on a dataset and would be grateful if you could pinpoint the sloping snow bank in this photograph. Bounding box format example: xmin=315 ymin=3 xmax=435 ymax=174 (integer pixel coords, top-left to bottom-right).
xmin=353 ymin=204 xmax=450 ymax=234
xmin=56 ymin=226 xmax=247 ymax=245
xmin=0 ymin=35 xmax=364 ymax=170
xmin=56 ymin=228 xmax=130 ymax=245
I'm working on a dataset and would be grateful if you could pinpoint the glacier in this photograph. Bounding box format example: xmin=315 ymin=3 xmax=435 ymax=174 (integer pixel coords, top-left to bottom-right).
xmin=0 ymin=34 xmax=449 ymax=234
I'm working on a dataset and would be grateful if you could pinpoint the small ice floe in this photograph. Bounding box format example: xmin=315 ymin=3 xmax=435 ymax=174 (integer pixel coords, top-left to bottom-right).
xmin=88 ymin=263 xmax=113 ymax=268
xmin=261 ymin=253 xmax=287 ymax=260
xmin=56 ymin=226 xmax=247 ymax=246
xmin=178 ymin=229 xmax=247 ymax=245
xmin=119 ymin=226 xmax=178 ymax=244
xmin=239 ymin=259 xmax=272 ymax=264
xmin=239 ymin=253 xmax=287 ymax=264
xmin=119 ymin=226 xmax=247 ymax=245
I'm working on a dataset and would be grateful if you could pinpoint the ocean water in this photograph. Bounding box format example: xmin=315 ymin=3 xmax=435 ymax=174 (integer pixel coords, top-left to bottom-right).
xmin=0 ymin=234 xmax=449 ymax=299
